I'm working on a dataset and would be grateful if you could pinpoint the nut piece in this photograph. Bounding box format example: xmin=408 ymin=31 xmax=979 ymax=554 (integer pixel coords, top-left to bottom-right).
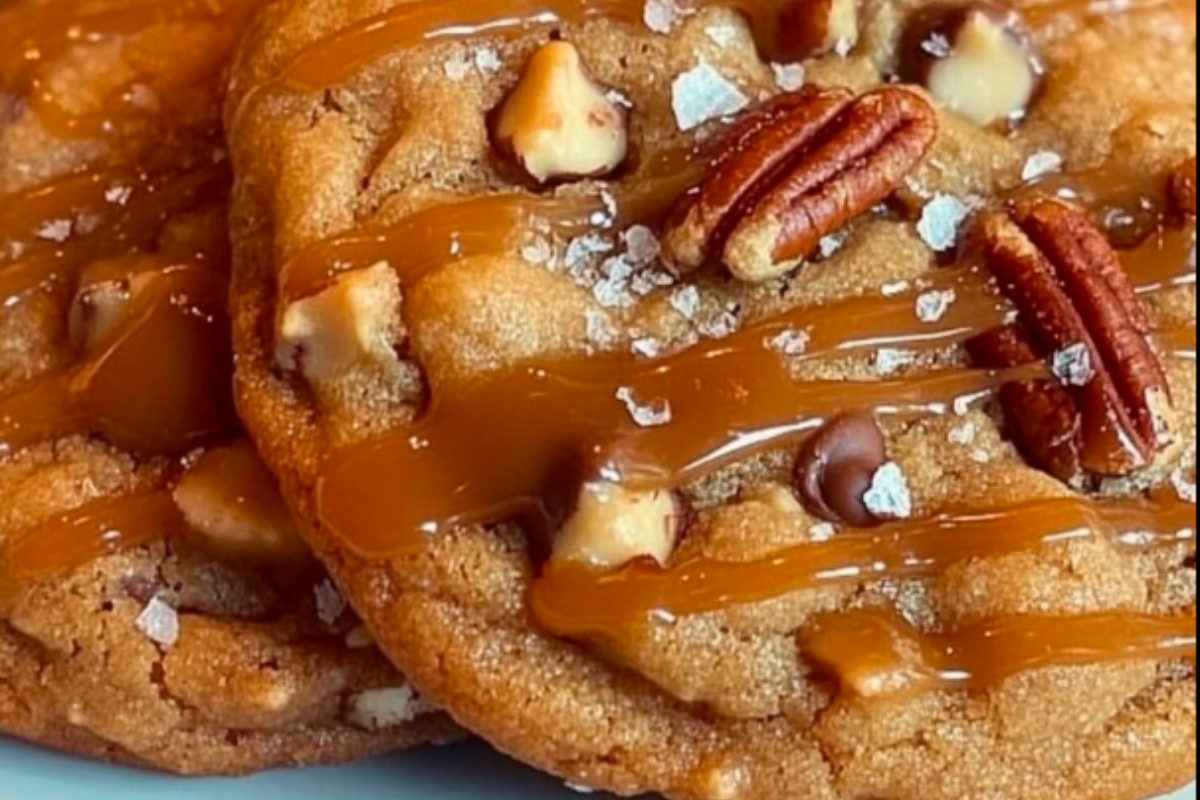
xmin=776 ymin=0 xmax=863 ymax=61
xmin=1171 ymin=156 xmax=1197 ymax=218
xmin=555 ymin=482 xmax=680 ymax=568
xmin=347 ymin=686 xmax=435 ymax=731
xmin=968 ymin=198 xmax=1176 ymax=482
xmin=662 ymin=86 xmax=938 ymax=282
xmin=490 ymin=41 xmax=629 ymax=184
xmin=276 ymin=262 xmax=403 ymax=383
xmin=899 ymin=3 xmax=1044 ymax=128
xmin=794 ymin=413 xmax=889 ymax=527
xmin=174 ymin=440 xmax=310 ymax=564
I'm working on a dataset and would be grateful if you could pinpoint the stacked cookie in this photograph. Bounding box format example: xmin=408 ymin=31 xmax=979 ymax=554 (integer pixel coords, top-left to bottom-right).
xmin=0 ymin=0 xmax=455 ymax=774
xmin=2 ymin=0 xmax=1196 ymax=797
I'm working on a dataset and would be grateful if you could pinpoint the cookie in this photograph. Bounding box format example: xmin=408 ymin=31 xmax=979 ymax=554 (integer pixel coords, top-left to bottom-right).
xmin=228 ymin=1 xmax=1197 ymax=797
xmin=0 ymin=0 xmax=455 ymax=774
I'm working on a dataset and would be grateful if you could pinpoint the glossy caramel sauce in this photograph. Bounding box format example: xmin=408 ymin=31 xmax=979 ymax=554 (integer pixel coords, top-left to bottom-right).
xmin=0 ymin=0 xmax=253 ymax=138
xmin=243 ymin=0 xmax=1198 ymax=688
xmin=802 ymin=609 xmax=1195 ymax=698
xmin=0 ymin=0 xmax=275 ymax=594
xmin=0 ymin=491 xmax=182 ymax=598
xmin=531 ymin=495 xmax=1196 ymax=640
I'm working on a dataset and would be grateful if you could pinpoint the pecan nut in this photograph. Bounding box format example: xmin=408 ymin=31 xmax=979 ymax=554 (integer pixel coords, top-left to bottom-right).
xmin=968 ymin=197 xmax=1176 ymax=481
xmin=662 ymin=86 xmax=939 ymax=283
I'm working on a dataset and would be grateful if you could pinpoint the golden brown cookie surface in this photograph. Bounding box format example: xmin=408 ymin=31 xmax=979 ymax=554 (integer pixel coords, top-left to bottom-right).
xmin=0 ymin=0 xmax=456 ymax=774
xmin=228 ymin=1 xmax=1196 ymax=797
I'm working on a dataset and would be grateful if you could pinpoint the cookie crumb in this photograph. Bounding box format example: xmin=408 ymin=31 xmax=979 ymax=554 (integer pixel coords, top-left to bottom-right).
xmin=917 ymin=193 xmax=973 ymax=253
xmin=135 ymin=598 xmax=180 ymax=647
xmin=863 ymin=463 xmax=914 ymax=520
xmin=616 ymin=387 xmax=673 ymax=427
xmin=624 ymin=225 xmax=662 ymax=267
xmin=347 ymin=686 xmax=434 ymax=730
xmin=1052 ymin=343 xmax=1094 ymax=387
xmin=672 ymin=63 xmax=750 ymax=131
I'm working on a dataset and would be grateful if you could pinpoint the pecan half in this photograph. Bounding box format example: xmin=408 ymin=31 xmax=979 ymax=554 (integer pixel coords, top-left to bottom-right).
xmin=662 ymin=86 xmax=939 ymax=282
xmin=969 ymin=197 xmax=1176 ymax=482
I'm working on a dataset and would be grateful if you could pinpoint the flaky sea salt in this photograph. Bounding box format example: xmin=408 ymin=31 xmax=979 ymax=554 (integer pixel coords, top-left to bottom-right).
xmin=565 ymin=232 xmax=614 ymax=270
xmin=917 ymin=194 xmax=973 ymax=253
xmin=808 ymin=522 xmax=837 ymax=542
xmin=1052 ymin=343 xmax=1095 ymax=387
xmin=863 ymin=463 xmax=914 ymax=520
xmin=698 ymin=303 xmax=741 ymax=339
xmin=881 ymin=280 xmax=912 ymax=298
xmin=818 ymin=232 xmax=847 ymax=260
xmin=473 ymin=46 xmax=503 ymax=73
xmin=948 ymin=421 xmax=978 ymax=447
xmin=37 ymin=219 xmax=73 ymax=242
xmin=1022 ymin=150 xmax=1065 ymax=182
xmin=521 ymin=237 xmax=554 ymax=266
xmin=875 ymin=348 xmax=914 ymax=376
xmin=644 ymin=0 xmax=683 ymax=33
xmin=314 ymin=578 xmax=348 ymax=627
xmin=770 ymin=328 xmax=811 ymax=357
xmin=585 ymin=308 xmax=619 ymax=347
xmin=632 ymin=336 xmax=664 ymax=358
xmin=1171 ymin=469 xmax=1197 ymax=505
xmin=672 ymin=63 xmax=750 ymax=131
xmin=616 ymin=387 xmax=673 ymax=427
xmin=771 ymin=62 xmax=806 ymax=92
xmin=443 ymin=51 xmax=473 ymax=81
xmin=135 ymin=597 xmax=180 ymax=647
xmin=915 ymin=288 xmax=957 ymax=323
xmin=105 ymin=185 xmax=132 ymax=205
xmin=705 ymin=24 xmax=740 ymax=48
xmin=669 ymin=285 xmax=701 ymax=319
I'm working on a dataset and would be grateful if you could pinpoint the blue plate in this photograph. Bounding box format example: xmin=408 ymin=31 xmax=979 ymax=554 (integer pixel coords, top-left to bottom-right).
xmin=0 ymin=739 xmax=1193 ymax=799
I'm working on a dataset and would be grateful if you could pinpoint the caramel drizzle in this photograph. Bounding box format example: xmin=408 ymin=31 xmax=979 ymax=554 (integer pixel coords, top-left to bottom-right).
xmin=0 ymin=0 xmax=238 ymax=137
xmin=0 ymin=491 xmax=181 ymax=598
xmin=316 ymin=221 xmax=1192 ymax=558
xmin=802 ymin=609 xmax=1196 ymax=697
xmin=531 ymin=494 xmax=1196 ymax=639
xmin=0 ymin=165 xmax=227 ymax=302
xmin=0 ymin=265 xmax=237 ymax=457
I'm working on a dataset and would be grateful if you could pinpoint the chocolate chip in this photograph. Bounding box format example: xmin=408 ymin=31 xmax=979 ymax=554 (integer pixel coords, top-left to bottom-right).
xmin=795 ymin=413 xmax=888 ymax=527
xmin=898 ymin=2 xmax=1044 ymax=128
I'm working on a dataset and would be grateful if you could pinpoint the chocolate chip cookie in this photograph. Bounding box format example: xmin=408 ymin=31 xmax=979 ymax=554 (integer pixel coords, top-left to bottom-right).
xmin=228 ymin=1 xmax=1196 ymax=797
xmin=0 ymin=0 xmax=455 ymax=773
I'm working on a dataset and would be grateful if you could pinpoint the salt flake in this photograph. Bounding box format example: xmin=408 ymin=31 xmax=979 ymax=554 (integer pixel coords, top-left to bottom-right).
xmin=585 ymin=308 xmax=618 ymax=347
xmin=1022 ymin=150 xmax=1065 ymax=182
xmin=135 ymin=598 xmax=180 ymax=647
xmin=875 ymin=348 xmax=914 ymax=376
xmin=669 ymin=285 xmax=701 ymax=319
xmin=917 ymin=194 xmax=973 ymax=253
xmin=443 ymin=52 xmax=473 ymax=81
xmin=474 ymin=46 xmax=503 ymax=73
xmin=863 ymin=463 xmax=914 ymax=520
xmin=672 ymin=63 xmax=750 ymax=132
xmin=915 ymin=288 xmax=957 ymax=323
xmin=314 ymin=578 xmax=348 ymax=627
xmin=644 ymin=0 xmax=683 ymax=33
xmin=36 ymin=219 xmax=73 ymax=242
xmin=616 ymin=387 xmax=673 ymax=427
xmin=809 ymin=522 xmax=837 ymax=542
xmin=948 ymin=421 xmax=978 ymax=446
xmin=1171 ymin=469 xmax=1197 ymax=505
xmin=771 ymin=63 xmax=806 ymax=92
xmin=624 ymin=225 xmax=662 ymax=267
xmin=1052 ymin=343 xmax=1095 ymax=387
xmin=770 ymin=328 xmax=811 ymax=356
xmin=632 ymin=336 xmax=664 ymax=358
